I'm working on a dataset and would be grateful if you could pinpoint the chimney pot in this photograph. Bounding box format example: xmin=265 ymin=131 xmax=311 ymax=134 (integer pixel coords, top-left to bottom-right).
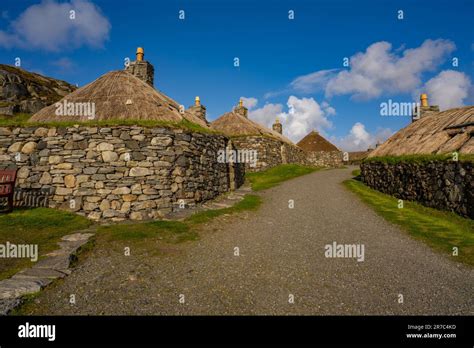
xmin=136 ymin=47 xmax=144 ymax=62
xmin=420 ymin=93 xmax=428 ymax=107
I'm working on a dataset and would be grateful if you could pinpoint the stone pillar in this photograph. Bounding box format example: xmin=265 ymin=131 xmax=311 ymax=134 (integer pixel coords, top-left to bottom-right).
xmin=187 ymin=96 xmax=207 ymax=123
xmin=412 ymin=94 xmax=439 ymax=122
xmin=272 ymin=118 xmax=282 ymax=134
xmin=125 ymin=47 xmax=155 ymax=86
xmin=234 ymin=99 xmax=248 ymax=118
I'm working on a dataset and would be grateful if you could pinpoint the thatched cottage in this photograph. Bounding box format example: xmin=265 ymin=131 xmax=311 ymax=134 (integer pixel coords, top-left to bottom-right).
xmin=296 ymin=130 xmax=343 ymax=167
xmin=211 ymin=100 xmax=307 ymax=171
xmin=361 ymin=94 xmax=474 ymax=219
xmin=369 ymin=96 xmax=473 ymax=157
xmin=0 ymin=48 xmax=244 ymax=221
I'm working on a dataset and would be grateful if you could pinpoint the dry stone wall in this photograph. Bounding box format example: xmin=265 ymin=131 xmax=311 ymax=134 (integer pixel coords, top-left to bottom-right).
xmin=231 ymin=136 xmax=307 ymax=172
xmin=361 ymin=160 xmax=474 ymax=219
xmin=231 ymin=136 xmax=344 ymax=172
xmin=0 ymin=126 xmax=244 ymax=221
xmin=306 ymin=151 xmax=344 ymax=167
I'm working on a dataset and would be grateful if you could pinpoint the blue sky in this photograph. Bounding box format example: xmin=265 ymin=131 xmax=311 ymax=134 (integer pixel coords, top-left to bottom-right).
xmin=0 ymin=0 xmax=472 ymax=150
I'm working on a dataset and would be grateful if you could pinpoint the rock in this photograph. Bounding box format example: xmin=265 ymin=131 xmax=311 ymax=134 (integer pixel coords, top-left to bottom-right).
xmin=39 ymin=172 xmax=52 ymax=184
xmin=76 ymin=175 xmax=89 ymax=185
xmin=55 ymin=187 xmax=72 ymax=195
xmin=151 ymin=136 xmax=173 ymax=146
xmin=64 ymin=174 xmax=76 ymax=188
xmin=48 ymin=155 xmax=62 ymax=164
xmin=83 ymin=202 xmax=98 ymax=211
xmin=34 ymin=127 xmax=49 ymax=137
xmin=55 ymin=163 xmax=72 ymax=170
xmin=129 ymin=167 xmax=152 ymax=176
xmin=0 ymin=127 xmax=12 ymax=136
xmin=83 ymin=167 xmax=98 ymax=175
xmin=102 ymin=151 xmax=118 ymax=162
xmin=112 ymin=187 xmax=131 ymax=195
xmin=97 ymin=142 xmax=114 ymax=151
xmin=99 ymin=199 xmax=110 ymax=211
xmin=102 ymin=209 xmax=117 ymax=218
xmin=122 ymin=194 xmax=137 ymax=202
xmin=130 ymin=211 xmax=144 ymax=220
xmin=17 ymin=167 xmax=30 ymax=179
xmin=88 ymin=211 xmax=102 ymax=221
xmin=8 ymin=142 xmax=22 ymax=153
xmin=0 ymin=65 xmax=76 ymax=114
xmin=21 ymin=141 xmax=37 ymax=154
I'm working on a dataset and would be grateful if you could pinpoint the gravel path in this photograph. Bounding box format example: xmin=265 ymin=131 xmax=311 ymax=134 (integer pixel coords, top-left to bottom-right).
xmin=24 ymin=167 xmax=473 ymax=315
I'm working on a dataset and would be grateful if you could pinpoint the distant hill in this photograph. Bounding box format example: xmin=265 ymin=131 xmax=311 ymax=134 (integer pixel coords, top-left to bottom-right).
xmin=0 ymin=64 xmax=76 ymax=116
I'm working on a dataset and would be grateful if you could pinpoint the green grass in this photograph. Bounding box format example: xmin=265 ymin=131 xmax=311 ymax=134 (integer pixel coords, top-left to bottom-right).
xmin=97 ymin=194 xmax=262 ymax=244
xmin=351 ymin=169 xmax=361 ymax=177
xmin=246 ymin=164 xmax=321 ymax=191
xmin=0 ymin=113 xmax=32 ymax=124
xmin=0 ymin=208 xmax=92 ymax=280
xmin=363 ymin=154 xmax=474 ymax=164
xmin=344 ymin=179 xmax=474 ymax=266
xmin=0 ymin=113 xmax=219 ymax=135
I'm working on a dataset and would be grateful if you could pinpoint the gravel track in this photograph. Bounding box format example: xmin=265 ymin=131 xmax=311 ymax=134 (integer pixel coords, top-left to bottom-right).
xmin=24 ymin=167 xmax=473 ymax=315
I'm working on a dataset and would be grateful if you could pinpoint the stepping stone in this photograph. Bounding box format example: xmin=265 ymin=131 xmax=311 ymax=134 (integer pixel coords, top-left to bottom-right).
xmin=15 ymin=268 xmax=67 ymax=279
xmin=34 ymin=255 xmax=72 ymax=271
xmin=11 ymin=275 xmax=53 ymax=287
xmin=0 ymin=279 xmax=42 ymax=299
xmin=61 ymin=233 xmax=94 ymax=242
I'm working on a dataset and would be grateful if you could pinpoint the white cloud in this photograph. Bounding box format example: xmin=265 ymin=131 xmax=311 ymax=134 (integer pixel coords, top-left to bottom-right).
xmin=248 ymin=102 xmax=284 ymax=128
xmin=284 ymin=39 xmax=455 ymax=101
xmin=290 ymin=69 xmax=338 ymax=93
xmin=240 ymin=96 xmax=258 ymax=109
xmin=331 ymin=123 xmax=393 ymax=152
xmin=0 ymin=0 xmax=110 ymax=51
xmin=421 ymin=70 xmax=472 ymax=110
xmin=248 ymin=96 xmax=335 ymax=143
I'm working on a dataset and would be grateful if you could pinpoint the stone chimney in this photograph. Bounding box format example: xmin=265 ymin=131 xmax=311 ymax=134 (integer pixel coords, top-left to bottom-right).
xmin=272 ymin=117 xmax=282 ymax=134
xmin=234 ymin=98 xmax=248 ymax=118
xmin=125 ymin=47 xmax=155 ymax=86
xmin=187 ymin=96 xmax=207 ymax=123
xmin=412 ymin=93 xmax=440 ymax=122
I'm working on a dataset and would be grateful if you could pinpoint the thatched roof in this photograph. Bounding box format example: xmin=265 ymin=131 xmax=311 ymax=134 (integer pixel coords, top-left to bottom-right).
xmin=348 ymin=150 xmax=371 ymax=162
xmin=29 ymin=70 xmax=208 ymax=127
xmin=211 ymin=110 xmax=294 ymax=144
xmin=297 ymin=131 xmax=339 ymax=152
xmin=369 ymin=106 xmax=474 ymax=157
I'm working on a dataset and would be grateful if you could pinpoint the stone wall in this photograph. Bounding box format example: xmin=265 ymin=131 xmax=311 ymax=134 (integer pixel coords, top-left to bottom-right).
xmin=306 ymin=151 xmax=344 ymax=167
xmin=232 ymin=136 xmax=307 ymax=172
xmin=0 ymin=126 xmax=244 ymax=221
xmin=361 ymin=160 xmax=474 ymax=219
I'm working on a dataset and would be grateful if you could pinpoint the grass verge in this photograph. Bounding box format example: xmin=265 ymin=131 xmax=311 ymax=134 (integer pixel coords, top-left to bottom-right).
xmin=344 ymin=179 xmax=474 ymax=266
xmin=246 ymin=164 xmax=321 ymax=191
xmin=0 ymin=114 xmax=218 ymax=135
xmin=0 ymin=208 xmax=92 ymax=280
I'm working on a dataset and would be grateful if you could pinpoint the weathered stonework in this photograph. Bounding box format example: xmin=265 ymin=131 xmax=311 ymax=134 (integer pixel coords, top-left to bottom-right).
xmin=361 ymin=161 xmax=474 ymax=219
xmin=305 ymin=151 xmax=344 ymax=167
xmin=232 ymin=136 xmax=308 ymax=172
xmin=125 ymin=60 xmax=154 ymax=86
xmin=0 ymin=126 xmax=244 ymax=221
